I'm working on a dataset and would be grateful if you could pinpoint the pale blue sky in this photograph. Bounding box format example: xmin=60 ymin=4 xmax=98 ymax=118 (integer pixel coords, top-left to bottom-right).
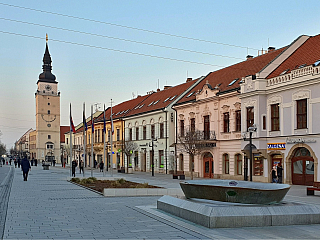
xmin=1 ymin=0 xmax=320 ymax=149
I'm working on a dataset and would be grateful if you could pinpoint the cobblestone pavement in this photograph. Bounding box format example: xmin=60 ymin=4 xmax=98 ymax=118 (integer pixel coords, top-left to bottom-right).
xmin=1 ymin=165 xmax=320 ymax=239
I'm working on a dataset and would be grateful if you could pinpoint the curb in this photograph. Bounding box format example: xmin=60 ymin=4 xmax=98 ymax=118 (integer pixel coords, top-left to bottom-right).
xmin=68 ymin=180 xmax=104 ymax=196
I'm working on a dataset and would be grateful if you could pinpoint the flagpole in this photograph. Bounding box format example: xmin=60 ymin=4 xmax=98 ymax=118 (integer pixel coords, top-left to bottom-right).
xmin=69 ymin=103 xmax=72 ymax=177
xmin=91 ymin=104 xmax=94 ymax=177
xmin=103 ymin=104 xmax=106 ymax=177
xmin=111 ymin=99 xmax=113 ymax=177
xmin=83 ymin=102 xmax=86 ymax=177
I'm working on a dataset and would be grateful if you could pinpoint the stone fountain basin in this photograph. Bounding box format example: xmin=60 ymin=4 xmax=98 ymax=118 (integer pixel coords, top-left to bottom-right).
xmin=180 ymin=179 xmax=291 ymax=204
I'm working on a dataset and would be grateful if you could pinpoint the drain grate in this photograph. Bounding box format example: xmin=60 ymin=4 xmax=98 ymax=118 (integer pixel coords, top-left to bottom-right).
xmin=49 ymin=196 xmax=103 ymax=200
xmin=42 ymin=189 xmax=86 ymax=191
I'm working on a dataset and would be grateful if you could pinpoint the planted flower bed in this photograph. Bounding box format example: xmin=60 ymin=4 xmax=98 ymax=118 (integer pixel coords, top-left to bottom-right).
xmin=70 ymin=177 xmax=160 ymax=193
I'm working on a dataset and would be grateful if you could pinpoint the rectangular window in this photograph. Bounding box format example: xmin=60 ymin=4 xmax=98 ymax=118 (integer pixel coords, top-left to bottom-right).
xmin=143 ymin=126 xmax=146 ymax=140
xmin=136 ymin=127 xmax=139 ymax=140
xmin=66 ymin=138 xmax=68 ymax=145
xmin=129 ymin=128 xmax=132 ymax=141
xmin=117 ymin=129 xmax=120 ymax=141
xmin=262 ymin=115 xmax=266 ymax=130
xmin=223 ymin=154 xmax=229 ymax=174
xmin=151 ymin=125 xmax=155 ymax=139
xmin=271 ymin=104 xmax=280 ymax=131
xmin=235 ymin=110 xmax=241 ymax=132
xmin=204 ymin=115 xmax=210 ymax=139
xmin=236 ymin=154 xmax=242 ymax=175
xmin=190 ymin=118 xmax=195 ymax=132
xmin=159 ymin=150 xmax=164 ymax=168
xmin=160 ymin=123 xmax=164 ymax=138
xmin=108 ymin=130 xmax=111 ymax=142
xmin=223 ymin=112 xmax=229 ymax=133
xmin=48 ymin=135 xmax=51 ymax=139
xmin=98 ymin=129 xmax=100 ymax=142
xmin=180 ymin=120 xmax=184 ymax=136
xmin=297 ymin=99 xmax=307 ymax=129
xmin=247 ymin=107 xmax=254 ymax=130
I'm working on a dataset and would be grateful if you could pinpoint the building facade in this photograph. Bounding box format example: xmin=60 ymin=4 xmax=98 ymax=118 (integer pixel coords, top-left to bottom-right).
xmin=240 ymin=34 xmax=320 ymax=185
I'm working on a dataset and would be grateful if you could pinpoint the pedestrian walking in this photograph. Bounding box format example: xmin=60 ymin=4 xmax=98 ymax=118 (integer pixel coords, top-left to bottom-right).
xmin=99 ymin=161 xmax=104 ymax=172
xmin=79 ymin=160 xmax=84 ymax=174
xmin=277 ymin=163 xmax=283 ymax=183
xmin=14 ymin=159 xmax=17 ymax=168
xmin=9 ymin=158 xmax=12 ymax=165
xmin=271 ymin=165 xmax=278 ymax=183
xmin=17 ymin=158 xmax=21 ymax=168
xmin=21 ymin=157 xmax=31 ymax=181
xmin=71 ymin=159 xmax=77 ymax=177
xmin=2 ymin=158 xmax=4 ymax=165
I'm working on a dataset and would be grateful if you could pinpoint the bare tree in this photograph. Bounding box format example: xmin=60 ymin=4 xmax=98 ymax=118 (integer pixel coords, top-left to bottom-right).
xmin=177 ymin=128 xmax=207 ymax=180
xmin=123 ymin=140 xmax=138 ymax=173
xmin=0 ymin=142 xmax=7 ymax=156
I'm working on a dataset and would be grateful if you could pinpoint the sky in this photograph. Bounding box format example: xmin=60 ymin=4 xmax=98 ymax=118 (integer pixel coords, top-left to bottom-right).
xmin=1 ymin=0 xmax=320 ymax=150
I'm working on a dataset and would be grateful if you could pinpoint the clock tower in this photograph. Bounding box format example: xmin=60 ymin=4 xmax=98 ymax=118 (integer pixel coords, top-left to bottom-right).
xmin=35 ymin=36 xmax=60 ymax=163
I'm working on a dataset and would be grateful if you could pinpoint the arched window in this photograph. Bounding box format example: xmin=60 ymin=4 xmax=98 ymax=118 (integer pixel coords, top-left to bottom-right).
xmin=223 ymin=154 xmax=229 ymax=174
xmin=235 ymin=154 xmax=242 ymax=175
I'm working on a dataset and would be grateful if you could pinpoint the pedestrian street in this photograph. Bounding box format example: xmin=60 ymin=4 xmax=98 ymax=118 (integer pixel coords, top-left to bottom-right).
xmin=1 ymin=164 xmax=320 ymax=239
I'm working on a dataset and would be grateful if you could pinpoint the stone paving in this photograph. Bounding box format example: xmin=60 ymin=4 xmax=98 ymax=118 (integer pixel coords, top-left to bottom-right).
xmin=1 ymin=164 xmax=320 ymax=239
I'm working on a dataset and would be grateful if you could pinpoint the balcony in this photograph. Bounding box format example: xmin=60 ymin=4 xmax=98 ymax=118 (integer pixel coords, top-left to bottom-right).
xmin=202 ymin=130 xmax=216 ymax=141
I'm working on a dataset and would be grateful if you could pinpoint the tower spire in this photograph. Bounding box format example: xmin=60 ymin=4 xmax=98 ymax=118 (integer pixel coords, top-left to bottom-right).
xmin=38 ymin=34 xmax=56 ymax=82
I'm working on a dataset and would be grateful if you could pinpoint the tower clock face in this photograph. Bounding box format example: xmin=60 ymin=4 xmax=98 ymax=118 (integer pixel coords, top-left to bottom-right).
xmin=45 ymin=85 xmax=52 ymax=91
xmin=41 ymin=114 xmax=56 ymax=123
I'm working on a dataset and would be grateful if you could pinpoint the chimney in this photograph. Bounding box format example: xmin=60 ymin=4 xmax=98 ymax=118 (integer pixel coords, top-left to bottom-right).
xmin=268 ymin=47 xmax=275 ymax=52
xmin=164 ymin=86 xmax=172 ymax=90
xmin=186 ymin=77 xmax=192 ymax=82
xmin=157 ymin=88 xmax=160 ymax=92
xmin=246 ymin=55 xmax=253 ymax=60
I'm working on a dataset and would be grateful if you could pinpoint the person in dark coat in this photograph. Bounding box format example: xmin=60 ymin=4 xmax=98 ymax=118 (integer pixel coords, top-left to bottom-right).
xmin=99 ymin=161 xmax=104 ymax=172
xmin=277 ymin=163 xmax=283 ymax=184
xmin=17 ymin=158 xmax=21 ymax=168
xmin=71 ymin=159 xmax=77 ymax=177
xmin=79 ymin=160 xmax=84 ymax=174
xmin=21 ymin=157 xmax=31 ymax=181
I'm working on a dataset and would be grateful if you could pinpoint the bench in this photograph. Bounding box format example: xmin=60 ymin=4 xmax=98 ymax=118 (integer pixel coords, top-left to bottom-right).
xmin=173 ymin=171 xmax=185 ymax=180
xmin=307 ymin=182 xmax=320 ymax=195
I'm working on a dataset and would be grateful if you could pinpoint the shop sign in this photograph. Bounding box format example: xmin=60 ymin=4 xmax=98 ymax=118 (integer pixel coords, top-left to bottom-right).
xmin=286 ymin=138 xmax=316 ymax=144
xmin=267 ymin=143 xmax=286 ymax=150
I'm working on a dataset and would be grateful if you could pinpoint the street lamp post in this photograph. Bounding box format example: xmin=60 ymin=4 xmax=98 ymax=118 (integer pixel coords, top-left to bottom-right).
xmin=149 ymin=138 xmax=157 ymax=177
xmin=243 ymin=124 xmax=257 ymax=182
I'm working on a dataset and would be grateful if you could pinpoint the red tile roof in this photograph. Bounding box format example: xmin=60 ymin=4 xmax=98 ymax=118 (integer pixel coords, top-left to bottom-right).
xmin=176 ymin=47 xmax=286 ymax=105
xmin=60 ymin=126 xmax=69 ymax=142
xmin=124 ymin=78 xmax=201 ymax=117
xmin=267 ymin=34 xmax=320 ymax=79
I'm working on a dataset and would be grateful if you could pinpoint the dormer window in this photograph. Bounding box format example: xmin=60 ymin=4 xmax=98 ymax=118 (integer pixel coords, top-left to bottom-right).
xmin=280 ymin=69 xmax=290 ymax=75
xmin=314 ymin=60 xmax=320 ymax=67
xmin=170 ymin=95 xmax=176 ymax=101
xmin=186 ymin=91 xmax=194 ymax=98
xmin=228 ymin=78 xmax=239 ymax=86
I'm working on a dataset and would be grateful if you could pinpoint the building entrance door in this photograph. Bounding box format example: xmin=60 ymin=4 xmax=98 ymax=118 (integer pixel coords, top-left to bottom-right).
xmin=291 ymin=147 xmax=314 ymax=186
xmin=203 ymin=152 xmax=213 ymax=178
xmin=141 ymin=149 xmax=146 ymax=172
